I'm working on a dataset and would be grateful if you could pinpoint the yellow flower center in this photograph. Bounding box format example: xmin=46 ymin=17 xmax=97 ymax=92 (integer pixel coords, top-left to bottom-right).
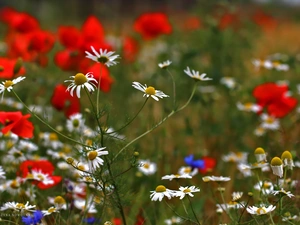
xmin=266 ymin=117 xmax=275 ymax=124
xmin=254 ymin=147 xmax=265 ymax=155
xmin=49 ymin=133 xmax=58 ymax=141
xmin=74 ymin=73 xmax=88 ymax=85
xmin=143 ymin=163 xmax=150 ymax=169
xmin=48 ymin=207 xmax=56 ymax=213
xmin=271 ymin=157 xmax=283 ymax=166
xmin=4 ymin=80 xmax=13 ymax=88
xmin=66 ymin=157 xmax=74 ymax=165
xmin=16 ymin=203 xmax=25 ymax=209
xmin=145 ymin=86 xmax=156 ymax=95
xmin=256 ymin=207 xmax=266 ymax=215
xmin=37 ymin=174 xmax=44 ymax=181
xmin=13 ymin=151 xmax=23 ymax=158
xmin=88 ymin=151 xmax=98 ymax=160
xmin=263 ymin=182 xmax=271 ymax=189
xmin=54 ymin=196 xmax=66 ymax=205
xmin=77 ymin=164 xmax=85 ymax=171
xmin=62 ymin=145 xmax=71 ymax=153
xmin=26 ymin=173 xmax=34 ymax=179
xmin=244 ymin=103 xmax=253 ymax=109
xmin=184 ymin=167 xmax=191 ymax=173
xmin=183 ymin=188 xmax=191 ymax=193
xmin=10 ymin=180 xmax=19 ymax=189
xmin=155 ymin=185 xmax=166 ymax=192
xmin=281 ymin=151 xmax=292 ymax=160
xmin=85 ymin=176 xmax=94 ymax=182
xmin=98 ymin=56 xmax=109 ymax=64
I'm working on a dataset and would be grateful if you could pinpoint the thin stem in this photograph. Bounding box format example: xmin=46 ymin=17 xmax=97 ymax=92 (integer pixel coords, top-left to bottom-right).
xmin=187 ymin=196 xmax=201 ymax=225
xmin=164 ymin=200 xmax=197 ymax=224
xmin=96 ymin=63 xmax=103 ymax=115
xmin=105 ymin=98 xmax=149 ymax=135
xmin=238 ymin=197 xmax=250 ymax=224
xmin=12 ymin=90 xmax=90 ymax=148
xmin=112 ymin=84 xmax=197 ymax=162
xmin=269 ymin=213 xmax=275 ymax=225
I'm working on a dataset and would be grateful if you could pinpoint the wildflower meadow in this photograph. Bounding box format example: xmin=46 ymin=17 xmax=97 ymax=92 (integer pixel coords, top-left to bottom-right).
xmin=1 ymin=0 xmax=300 ymax=224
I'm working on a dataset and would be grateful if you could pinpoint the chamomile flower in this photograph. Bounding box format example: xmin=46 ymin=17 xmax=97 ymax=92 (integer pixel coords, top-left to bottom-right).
xmin=184 ymin=67 xmax=212 ymax=81
xmin=132 ymin=82 xmax=169 ymax=101
xmin=254 ymin=181 xmax=274 ymax=195
xmin=161 ymin=174 xmax=192 ymax=181
xmin=150 ymin=185 xmax=175 ymax=201
xmin=232 ymin=192 xmax=243 ymax=201
xmin=66 ymin=113 xmax=85 ymax=132
xmin=65 ymin=72 xmax=97 ymax=98
xmin=246 ymin=205 xmax=276 ymax=215
xmin=86 ymin=147 xmax=109 ymax=171
xmin=164 ymin=216 xmax=182 ymax=224
xmin=222 ymin=152 xmax=248 ymax=164
xmin=0 ymin=165 xmax=6 ymax=179
xmin=85 ymin=46 xmax=119 ymax=67
xmin=236 ymin=102 xmax=262 ymax=113
xmin=220 ymin=77 xmax=237 ymax=89
xmin=42 ymin=206 xmax=60 ymax=216
xmin=202 ymin=176 xmax=231 ymax=182
xmin=270 ymin=157 xmax=283 ymax=178
xmin=177 ymin=166 xmax=198 ymax=176
xmin=0 ymin=76 xmax=26 ymax=100
xmin=138 ymin=159 xmax=157 ymax=175
xmin=260 ymin=113 xmax=280 ymax=130
xmin=175 ymin=186 xmax=200 ymax=199
xmin=0 ymin=201 xmax=36 ymax=212
xmin=272 ymin=188 xmax=294 ymax=198
xmin=158 ymin=60 xmax=172 ymax=69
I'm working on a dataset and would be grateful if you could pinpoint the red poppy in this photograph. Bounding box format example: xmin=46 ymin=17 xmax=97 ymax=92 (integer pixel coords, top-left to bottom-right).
xmin=0 ymin=111 xmax=34 ymax=138
xmin=218 ymin=12 xmax=240 ymax=30
xmin=133 ymin=12 xmax=172 ymax=40
xmin=198 ymin=156 xmax=216 ymax=174
xmin=0 ymin=57 xmax=26 ymax=79
xmin=253 ymin=82 xmax=297 ymax=118
xmin=0 ymin=7 xmax=39 ymax=33
xmin=83 ymin=63 xmax=114 ymax=93
xmin=122 ymin=36 xmax=139 ymax=63
xmin=182 ymin=16 xmax=202 ymax=31
xmin=135 ymin=209 xmax=145 ymax=225
xmin=113 ymin=218 xmax=122 ymax=225
xmin=252 ymin=9 xmax=278 ymax=32
xmin=51 ymin=84 xmax=81 ymax=118
xmin=19 ymin=160 xmax=62 ymax=189
xmin=55 ymin=15 xmax=112 ymax=71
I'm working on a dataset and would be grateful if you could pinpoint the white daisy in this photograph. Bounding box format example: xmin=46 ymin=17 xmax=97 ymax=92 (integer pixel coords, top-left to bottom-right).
xmin=260 ymin=113 xmax=280 ymax=130
xmin=161 ymin=174 xmax=192 ymax=181
xmin=232 ymin=192 xmax=243 ymax=201
xmin=0 ymin=201 xmax=36 ymax=212
xmin=65 ymin=72 xmax=97 ymax=98
xmin=272 ymin=188 xmax=294 ymax=198
xmin=30 ymin=170 xmax=55 ymax=186
xmin=270 ymin=157 xmax=283 ymax=178
xmin=254 ymin=181 xmax=274 ymax=195
xmin=138 ymin=159 xmax=157 ymax=175
xmin=246 ymin=205 xmax=276 ymax=215
xmin=150 ymin=185 xmax=175 ymax=201
xmin=66 ymin=113 xmax=85 ymax=132
xmin=87 ymin=147 xmax=109 ymax=171
xmin=202 ymin=176 xmax=231 ymax=182
xmin=0 ymin=165 xmax=6 ymax=179
xmin=0 ymin=76 xmax=26 ymax=100
xmin=73 ymin=198 xmax=97 ymax=213
xmin=132 ymin=82 xmax=169 ymax=101
xmin=177 ymin=166 xmax=198 ymax=176
xmin=164 ymin=216 xmax=182 ymax=224
xmin=222 ymin=152 xmax=248 ymax=164
xmin=220 ymin=77 xmax=236 ymax=89
xmin=236 ymin=102 xmax=262 ymax=113
xmin=85 ymin=46 xmax=119 ymax=67
xmin=254 ymin=126 xmax=266 ymax=136
xmin=184 ymin=67 xmax=212 ymax=81
xmin=175 ymin=186 xmax=200 ymax=199
xmin=158 ymin=60 xmax=172 ymax=69
xmin=42 ymin=206 xmax=59 ymax=216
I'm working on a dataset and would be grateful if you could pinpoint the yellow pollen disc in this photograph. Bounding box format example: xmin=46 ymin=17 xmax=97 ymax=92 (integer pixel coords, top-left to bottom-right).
xmin=77 ymin=165 xmax=85 ymax=171
xmin=281 ymin=151 xmax=292 ymax=160
xmin=93 ymin=196 xmax=102 ymax=204
xmin=13 ymin=151 xmax=23 ymax=157
xmin=88 ymin=151 xmax=98 ymax=160
xmin=254 ymin=147 xmax=265 ymax=155
xmin=10 ymin=180 xmax=19 ymax=189
xmin=263 ymin=182 xmax=271 ymax=189
xmin=16 ymin=203 xmax=25 ymax=208
xmin=49 ymin=133 xmax=58 ymax=141
xmin=271 ymin=157 xmax=283 ymax=166
xmin=62 ymin=146 xmax=71 ymax=153
xmin=155 ymin=185 xmax=166 ymax=192
xmin=74 ymin=73 xmax=88 ymax=85
xmin=4 ymin=80 xmax=13 ymax=88
xmin=266 ymin=117 xmax=275 ymax=124
xmin=228 ymin=201 xmax=237 ymax=205
xmin=143 ymin=163 xmax=150 ymax=169
xmin=48 ymin=207 xmax=56 ymax=213
xmin=183 ymin=188 xmax=191 ymax=193
xmin=54 ymin=196 xmax=66 ymax=205
xmin=86 ymin=177 xmax=93 ymax=182
xmin=37 ymin=174 xmax=44 ymax=181
xmin=244 ymin=103 xmax=253 ymax=109
xmin=184 ymin=167 xmax=191 ymax=173
xmin=272 ymin=61 xmax=280 ymax=66
xmin=66 ymin=157 xmax=74 ymax=164
xmin=26 ymin=173 xmax=34 ymax=179
xmin=257 ymin=207 xmax=266 ymax=215
xmin=145 ymin=86 xmax=156 ymax=95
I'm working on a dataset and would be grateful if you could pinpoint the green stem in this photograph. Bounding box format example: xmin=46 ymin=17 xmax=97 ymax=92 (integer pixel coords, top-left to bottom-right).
xmin=269 ymin=212 xmax=275 ymax=225
xmin=112 ymin=84 xmax=197 ymax=162
xmin=96 ymin=63 xmax=103 ymax=115
xmin=167 ymin=68 xmax=176 ymax=109
xmin=187 ymin=196 xmax=201 ymax=225
xmin=12 ymin=90 xmax=90 ymax=148
xmin=164 ymin=200 xmax=197 ymax=224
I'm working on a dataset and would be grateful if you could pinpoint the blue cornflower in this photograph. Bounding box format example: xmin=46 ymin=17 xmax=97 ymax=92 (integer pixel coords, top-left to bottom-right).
xmin=83 ymin=216 xmax=101 ymax=224
xmin=184 ymin=155 xmax=204 ymax=169
xmin=22 ymin=210 xmax=43 ymax=225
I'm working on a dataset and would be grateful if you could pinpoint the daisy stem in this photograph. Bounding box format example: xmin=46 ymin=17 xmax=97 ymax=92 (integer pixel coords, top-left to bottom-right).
xmin=187 ymin=196 xmax=201 ymax=225
xmin=167 ymin=68 xmax=176 ymax=109
xmin=112 ymin=83 xmax=197 ymax=162
xmin=12 ymin=90 xmax=91 ymax=148
xmin=105 ymin=98 xmax=149 ymax=135
xmin=96 ymin=63 xmax=103 ymax=115
xmin=269 ymin=212 xmax=275 ymax=225
xmin=164 ymin=200 xmax=198 ymax=224
xmin=238 ymin=197 xmax=250 ymax=223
